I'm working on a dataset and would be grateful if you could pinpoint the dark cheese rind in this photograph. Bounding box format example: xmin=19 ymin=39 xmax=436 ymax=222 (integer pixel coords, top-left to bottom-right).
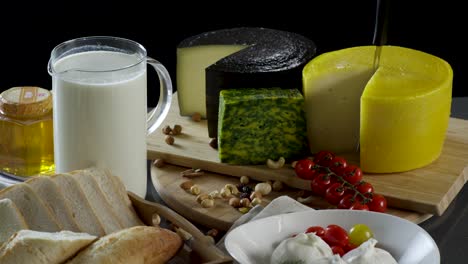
xmin=218 ymin=88 xmax=309 ymax=165
xmin=179 ymin=27 xmax=316 ymax=137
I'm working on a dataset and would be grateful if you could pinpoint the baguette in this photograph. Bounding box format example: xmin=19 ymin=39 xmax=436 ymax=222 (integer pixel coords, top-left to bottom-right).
xmin=67 ymin=226 xmax=182 ymax=264
xmin=0 ymin=230 xmax=96 ymax=264
xmin=80 ymin=167 xmax=143 ymax=227
xmin=50 ymin=174 xmax=106 ymax=236
xmin=26 ymin=176 xmax=81 ymax=233
xmin=0 ymin=198 xmax=28 ymax=245
xmin=0 ymin=183 xmax=60 ymax=232
xmin=69 ymin=171 xmax=124 ymax=234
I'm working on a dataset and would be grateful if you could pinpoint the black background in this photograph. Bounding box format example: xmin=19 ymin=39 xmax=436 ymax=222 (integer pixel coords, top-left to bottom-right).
xmin=0 ymin=1 xmax=465 ymax=107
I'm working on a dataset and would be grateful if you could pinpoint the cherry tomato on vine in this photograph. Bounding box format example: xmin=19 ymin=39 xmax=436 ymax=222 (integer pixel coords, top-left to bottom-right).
xmin=367 ymin=193 xmax=387 ymax=213
xmin=313 ymin=150 xmax=335 ymax=167
xmin=355 ymin=181 xmax=374 ymax=194
xmin=325 ymin=183 xmax=345 ymax=205
xmin=337 ymin=194 xmax=355 ymax=209
xmin=294 ymin=159 xmax=317 ymax=180
xmin=349 ymin=224 xmax=374 ymax=246
xmin=330 ymin=156 xmax=348 ymax=175
xmin=306 ymin=226 xmax=325 ymax=237
xmin=311 ymin=173 xmax=332 ymax=196
xmin=349 ymin=202 xmax=369 ymax=211
xmin=342 ymin=165 xmax=363 ymax=185
xmin=323 ymin=224 xmax=349 ymax=247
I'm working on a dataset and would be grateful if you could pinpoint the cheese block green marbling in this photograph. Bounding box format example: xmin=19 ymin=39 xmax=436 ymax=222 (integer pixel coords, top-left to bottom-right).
xmin=218 ymin=88 xmax=308 ymax=165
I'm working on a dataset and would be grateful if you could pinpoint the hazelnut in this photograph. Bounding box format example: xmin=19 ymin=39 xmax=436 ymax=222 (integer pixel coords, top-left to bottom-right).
xmin=191 ymin=112 xmax=202 ymax=122
xmin=272 ymin=181 xmax=284 ymax=191
xmin=196 ymin=193 xmax=210 ymax=203
xmin=165 ymin=135 xmax=175 ymax=145
xmin=189 ymin=185 xmax=201 ymax=195
xmin=240 ymin=176 xmax=250 ymax=184
xmin=240 ymin=198 xmax=251 ymax=207
xmin=162 ymin=125 xmax=172 ymax=135
xmin=172 ymin=124 xmax=182 ymax=135
xmin=153 ymin=159 xmax=165 ymax=168
xmin=229 ymin=197 xmax=241 ymax=208
xmin=206 ymin=229 xmax=219 ymax=238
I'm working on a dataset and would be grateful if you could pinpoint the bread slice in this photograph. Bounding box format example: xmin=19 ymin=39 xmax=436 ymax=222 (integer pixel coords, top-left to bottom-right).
xmin=69 ymin=171 xmax=123 ymax=234
xmin=25 ymin=177 xmax=81 ymax=233
xmin=50 ymin=174 xmax=106 ymax=236
xmin=0 ymin=198 xmax=28 ymax=245
xmin=0 ymin=230 xmax=96 ymax=264
xmin=0 ymin=183 xmax=61 ymax=232
xmin=79 ymin=167 xmax=143 ymax=227
xmin=67 ymin=226 xmax=182 ymax=264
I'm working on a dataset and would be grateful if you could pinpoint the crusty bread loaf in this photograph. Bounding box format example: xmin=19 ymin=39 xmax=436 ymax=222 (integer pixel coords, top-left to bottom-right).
xmin=67 ymin=226 xmax=182 ymax=264
xmin=50 ymin=174 xmax=106 ymax=236
xmin=80 ymin=167 xmax=143 ymax=227
xmin=0 ymin=199 xmax=28 ymax=245
xmin=26 ymin=177 xmax=81 ymax=233
xmin=69 ymin=171 xmax=124 ymax=234
xmin=0 ymin=230 xmax=96 ymax=264
xmin=0 ymin=183 xmax=61 ymax=232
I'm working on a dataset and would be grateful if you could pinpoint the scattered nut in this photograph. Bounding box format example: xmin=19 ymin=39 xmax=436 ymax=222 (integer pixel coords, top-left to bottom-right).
xmin=229 ymin=197 xmax=241 ymax=208
xmin=238 ymin=207 xmax=250 ymax=214
xmin=165 ymin=135 xmax=175 ymax=145
xmin=152 ymin=213 xmax=161 ymax=226
xmin=297 ymin=195 xmax=315 ymax=204
xmin=180 ymin=180 xmax=194 ymax=191
xmin=265 ymin=180 xmax=273 ymax=187
xmin=209 ymin=138 xmax=218 ymax=149
xmin=240 ymin=176 xmax=250 ymax=184
xmin=291 ymin=160 xmax=298 ymax=169
xmin=191 ymin=112 xmax=202 ymax=122
xmin=153 ymin=158 xmax=165 ymax=168
xmin=175 ymin=227 xmax=193 ymax=241
xmin=172 ymin=124 xmax=182 ymax=135
xmin=272 ymin=181 xmax=284 ymax=191
xmin=201 ymin=198 xmax=215 ymax=208
xmin=196 ymin=193 xmax=210 ymax=203
xmin=255 ymin=182 xmax=272 ymax=196
xmin=249 ymin=191 xmax=263 ymax=200
xmin=267 ymin=157 xmax=286 ymax=169
xmin=251 ymin=197 xmax=262 ymax=206
xmin=181 ymin=168 xmax=204 ymax=178
xmin=224 ymin=184 xmax=239 ymax=195
xmin=240 ymin=198 xmax=251 ymax=207
xmin=220 ymin=187 xmax=232 ymax=198
xmin=190 ymin=185 xmax=201 ymax=195
xmin=206 ymin=229 xmax=219 ymax=238
xmin=162 ymin=125 xmax=172 ymax=135
xmin=208 ymin=190 xmax=220 ymax=199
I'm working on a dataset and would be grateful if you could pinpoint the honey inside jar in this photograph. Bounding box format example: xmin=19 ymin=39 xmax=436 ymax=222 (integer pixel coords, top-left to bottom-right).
xmin=0 ymin=87 xmax=55 ymax=176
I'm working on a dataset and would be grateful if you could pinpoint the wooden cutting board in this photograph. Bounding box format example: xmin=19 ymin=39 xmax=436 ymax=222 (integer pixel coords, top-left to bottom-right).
xmin=150 ymin=163 xmax=432 ymax=231
xmin=147 ymin=93 xmax=468 ymax=216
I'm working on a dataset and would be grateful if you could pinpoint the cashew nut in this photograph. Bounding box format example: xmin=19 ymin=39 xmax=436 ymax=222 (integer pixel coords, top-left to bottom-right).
xmin=224 ymin=184 xmax=239 ymax=195
xmin=297 ymin=195 xmax=315 ymax=204
xmin=201 ymin=198 xmax=215 ymax=208
xmin=255 ymin=182 xmax=272 ymax=196
xmin=267 ymin=157 xmax=285 ymax=169
xmin=189 ymin=185 xmax=201 ymax=195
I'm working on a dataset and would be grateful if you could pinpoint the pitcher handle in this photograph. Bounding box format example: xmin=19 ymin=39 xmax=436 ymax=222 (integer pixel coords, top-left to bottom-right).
xmin=146 ymin=57 xmax=172 ymax=135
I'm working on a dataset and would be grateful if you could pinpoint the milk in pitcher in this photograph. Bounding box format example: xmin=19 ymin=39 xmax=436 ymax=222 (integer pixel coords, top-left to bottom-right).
xmin=52 ymin=50 xmax=147 ymax=195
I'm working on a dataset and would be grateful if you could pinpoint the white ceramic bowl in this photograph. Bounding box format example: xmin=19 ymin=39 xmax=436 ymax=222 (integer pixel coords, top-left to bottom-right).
xmin=225 ymin=209 xmax=439 ymax=264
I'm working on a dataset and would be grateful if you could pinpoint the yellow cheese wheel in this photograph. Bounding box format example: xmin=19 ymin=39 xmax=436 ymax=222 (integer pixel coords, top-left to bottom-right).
xmin=303 ymin=46 xmax=453 ymax=173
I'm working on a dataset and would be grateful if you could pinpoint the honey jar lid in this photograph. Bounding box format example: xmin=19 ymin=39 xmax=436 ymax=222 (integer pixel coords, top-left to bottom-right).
xmin=0 ymin=87 xmax=52 ymax=119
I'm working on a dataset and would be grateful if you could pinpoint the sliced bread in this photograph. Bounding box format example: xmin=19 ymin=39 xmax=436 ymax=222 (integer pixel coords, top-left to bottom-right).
xmin=0 ymin=183 xmax=61 ymax=232
xmin=50 ymin=174 xmax=106 ymax=237
xmin=67 ymin=226 xmax=182 ymax=264
xmin=0 ymin=230 xmax=97 ymax=264
xmin=80 ymin=167 xmax=143 ymax=227
xmin=69 ymin=171 xmax=123 ymax=234
xmin=26 ymin=176 xmax=81 ymax=233
xmin=0 ymin=198 xmax=28 ymax=245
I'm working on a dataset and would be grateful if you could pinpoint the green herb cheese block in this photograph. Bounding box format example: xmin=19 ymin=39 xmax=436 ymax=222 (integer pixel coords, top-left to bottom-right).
xmin=218 ymin=88 xmax=309 ymax=165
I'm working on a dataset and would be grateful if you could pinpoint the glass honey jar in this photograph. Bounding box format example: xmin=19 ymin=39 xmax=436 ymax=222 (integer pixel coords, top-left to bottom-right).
xmin=0 ymin=86 xmax=54 ymax=176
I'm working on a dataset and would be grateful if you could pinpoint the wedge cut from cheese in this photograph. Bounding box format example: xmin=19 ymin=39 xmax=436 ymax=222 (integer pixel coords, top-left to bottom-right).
xmin=303 ymin=46 xmax=452 ymax=173
xmin=177 ymin=27 xmax=316 ymax=137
